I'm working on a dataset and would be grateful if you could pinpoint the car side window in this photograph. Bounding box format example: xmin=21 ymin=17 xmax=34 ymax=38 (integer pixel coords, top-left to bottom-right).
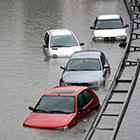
xmin=83 ymin=90 xmax=92 ymax=104
xmin=94 ymin=17 xmax=98 ymax=29
xmin=77 ymin=90 xmax=93 ymax=111
xmin=44 ymin=33 xmax=49 ymax=46
xmin=101 ymin=53 xmax=106 ymax=67
xmin=77 ymin=92 xmax=86 ymax=110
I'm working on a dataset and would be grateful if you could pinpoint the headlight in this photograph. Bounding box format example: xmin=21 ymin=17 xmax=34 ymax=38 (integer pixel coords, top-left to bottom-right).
xmin=90 ymin=81 xmax=102 ymax=86
xmin=64 ymin=82 xmax=70 ymax=85
xmin=116 ymin=36 xmax=126 ymax=40
xmin=55 ymin=126 xmax=69 ymax=131
xmin=60 ymin=79 xmax=67 ymax=86
xmin=61 ymin=80 xmax=70 ymax=85
xmin=94 ymin=36 xmax=104 ymax=41
xmin=60 ymin=81 xmax=64 ymax=85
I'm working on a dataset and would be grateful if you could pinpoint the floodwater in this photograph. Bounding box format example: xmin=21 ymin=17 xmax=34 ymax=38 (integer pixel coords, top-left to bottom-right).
xmin=0 ymin=0 xmax=130 ymax=140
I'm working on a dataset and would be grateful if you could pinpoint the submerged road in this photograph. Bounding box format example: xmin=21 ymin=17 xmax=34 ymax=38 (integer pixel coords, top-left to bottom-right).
xmin=1 ymin=0 xmax=139 ymax=140
xmin=84 ymin=0 xmax=140 ymax=139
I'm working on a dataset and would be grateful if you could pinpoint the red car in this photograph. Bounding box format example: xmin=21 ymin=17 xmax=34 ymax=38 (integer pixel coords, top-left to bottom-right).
xmin=23 ymin=86 xmax=100 ymax=130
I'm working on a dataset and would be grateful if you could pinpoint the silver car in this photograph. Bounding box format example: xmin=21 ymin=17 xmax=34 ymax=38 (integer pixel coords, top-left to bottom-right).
xmin=59 ymin=50 xmax=110 ymax=88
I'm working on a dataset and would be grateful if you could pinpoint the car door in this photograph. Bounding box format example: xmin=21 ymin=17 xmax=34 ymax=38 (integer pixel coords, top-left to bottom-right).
xmin=83 ymin=90 xmax=97 ymax=112
xmin=77 ymin=90 xmax=94 ymax=122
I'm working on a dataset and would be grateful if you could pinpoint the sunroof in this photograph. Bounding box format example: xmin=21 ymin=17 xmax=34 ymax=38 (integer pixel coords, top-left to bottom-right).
xmin=50 ymin=90 xmax=74 ymax=94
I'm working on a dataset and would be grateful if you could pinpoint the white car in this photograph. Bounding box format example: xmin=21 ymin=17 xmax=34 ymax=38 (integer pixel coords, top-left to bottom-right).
xmin=90 ymin=14 xmax=129 ymax=41
xmin=43 ymin=29 xmax=84 ymax=58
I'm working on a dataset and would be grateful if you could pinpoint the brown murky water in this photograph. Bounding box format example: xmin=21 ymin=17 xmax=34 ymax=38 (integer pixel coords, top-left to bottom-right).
xmin=0 ymin=0 xmax=131 ymax=139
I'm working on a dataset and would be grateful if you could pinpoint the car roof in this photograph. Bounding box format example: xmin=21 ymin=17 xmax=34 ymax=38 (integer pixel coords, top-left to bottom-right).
xmin=44 ymin=86 xmax=88 ymax=96
xmin=97 ymin=14 xmax=121 ymax=20
xmin=70 ymin=50 xmax=102 ymax=59
xmin=48 ymin=29 xmax=73 ymax=36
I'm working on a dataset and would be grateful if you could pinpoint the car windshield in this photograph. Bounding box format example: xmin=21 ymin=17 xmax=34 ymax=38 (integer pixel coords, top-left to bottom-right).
xmin=34 ymin=95 xmax=75 ymax=114
xmin=50 ymin=35 xmax=78 ymax=47
xmin=95 ymin=19 xmax=123 ymax=29
xmin=66 ymin=58 xmax=101 ymax=71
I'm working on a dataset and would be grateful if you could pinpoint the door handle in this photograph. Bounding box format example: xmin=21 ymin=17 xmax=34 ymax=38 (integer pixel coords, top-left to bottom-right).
xmin=87 ymin=109 xmax=90 ymax=112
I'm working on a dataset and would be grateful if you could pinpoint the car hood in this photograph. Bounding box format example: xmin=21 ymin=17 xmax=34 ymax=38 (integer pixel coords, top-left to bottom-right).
xmin=62 ymin=71 xmax=103 ymax=83
xmin=94 ymin=28 xmax=126 ymax=37
xmin=23 ymin=112 xmax=75 ymax=129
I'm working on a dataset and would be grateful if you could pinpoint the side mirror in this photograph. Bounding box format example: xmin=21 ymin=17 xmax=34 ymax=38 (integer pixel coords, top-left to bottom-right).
xmin=60 ymin=66 xmax=66 ymax=70
xmin=104 ymin=64 xmax=109 ymax=69
xmin=124 ymin=24 xmax=129 ymax=28
xmin=90 ymin=26 xmax=95 ymax=29
xmin=29 ymin=106 xmax=34 ymax=110
xmin=80 ymin=43 xmax=84 ymax=46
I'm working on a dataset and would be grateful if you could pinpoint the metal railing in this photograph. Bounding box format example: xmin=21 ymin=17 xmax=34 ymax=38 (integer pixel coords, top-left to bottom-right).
xmin=84 ymin=0 xmax=140 ymax=139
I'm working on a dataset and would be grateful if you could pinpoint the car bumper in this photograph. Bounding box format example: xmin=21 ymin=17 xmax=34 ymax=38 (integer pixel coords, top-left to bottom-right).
xmin=93 ymin=36 xmax=127 ymax=41
xmin=60 ymin=82 xmax=104 ymax=88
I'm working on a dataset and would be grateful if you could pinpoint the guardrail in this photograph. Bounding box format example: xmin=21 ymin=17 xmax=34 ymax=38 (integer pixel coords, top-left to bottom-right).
xmin=84 ymin=0 xmax=140 ymax=140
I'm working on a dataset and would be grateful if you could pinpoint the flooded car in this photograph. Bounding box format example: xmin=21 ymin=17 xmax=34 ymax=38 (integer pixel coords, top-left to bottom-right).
xmin=90 ymin=14 xmax=129 ymax=41
xmin=59 ymin=50 xmax=110 ymax=88
xmin=42 ymin=29 xmax=84 ymax=58
xmin=23 ymin=86 xmax=100 ymax=130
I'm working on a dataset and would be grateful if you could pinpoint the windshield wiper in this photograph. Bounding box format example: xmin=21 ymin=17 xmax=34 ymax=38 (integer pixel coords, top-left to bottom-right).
xmin=81 ymin=69 xmax=98 ymax=71
xmin=48 ymin=110 xmax=71 ymax=114
xmin=67 ymin=69 xmax=78 ymax=71
xmin=34 ymin=109 xmax=48 ymax=113
xmin=51 ymin=45 xmax=66 ymax=47
xmin=34 ymin=109 xmax=72 ymax=114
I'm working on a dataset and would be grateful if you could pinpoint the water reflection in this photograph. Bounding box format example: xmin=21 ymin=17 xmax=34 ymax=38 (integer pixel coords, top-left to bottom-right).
xmin=0 ymin=0 xmax=130 ymax=140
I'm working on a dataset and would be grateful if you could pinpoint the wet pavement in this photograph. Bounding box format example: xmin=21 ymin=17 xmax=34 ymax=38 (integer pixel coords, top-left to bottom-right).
xmin=116 ymin=1 xmax=140 ymax=140
xmin=0 ymin=0 xmax=137 ymax=140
